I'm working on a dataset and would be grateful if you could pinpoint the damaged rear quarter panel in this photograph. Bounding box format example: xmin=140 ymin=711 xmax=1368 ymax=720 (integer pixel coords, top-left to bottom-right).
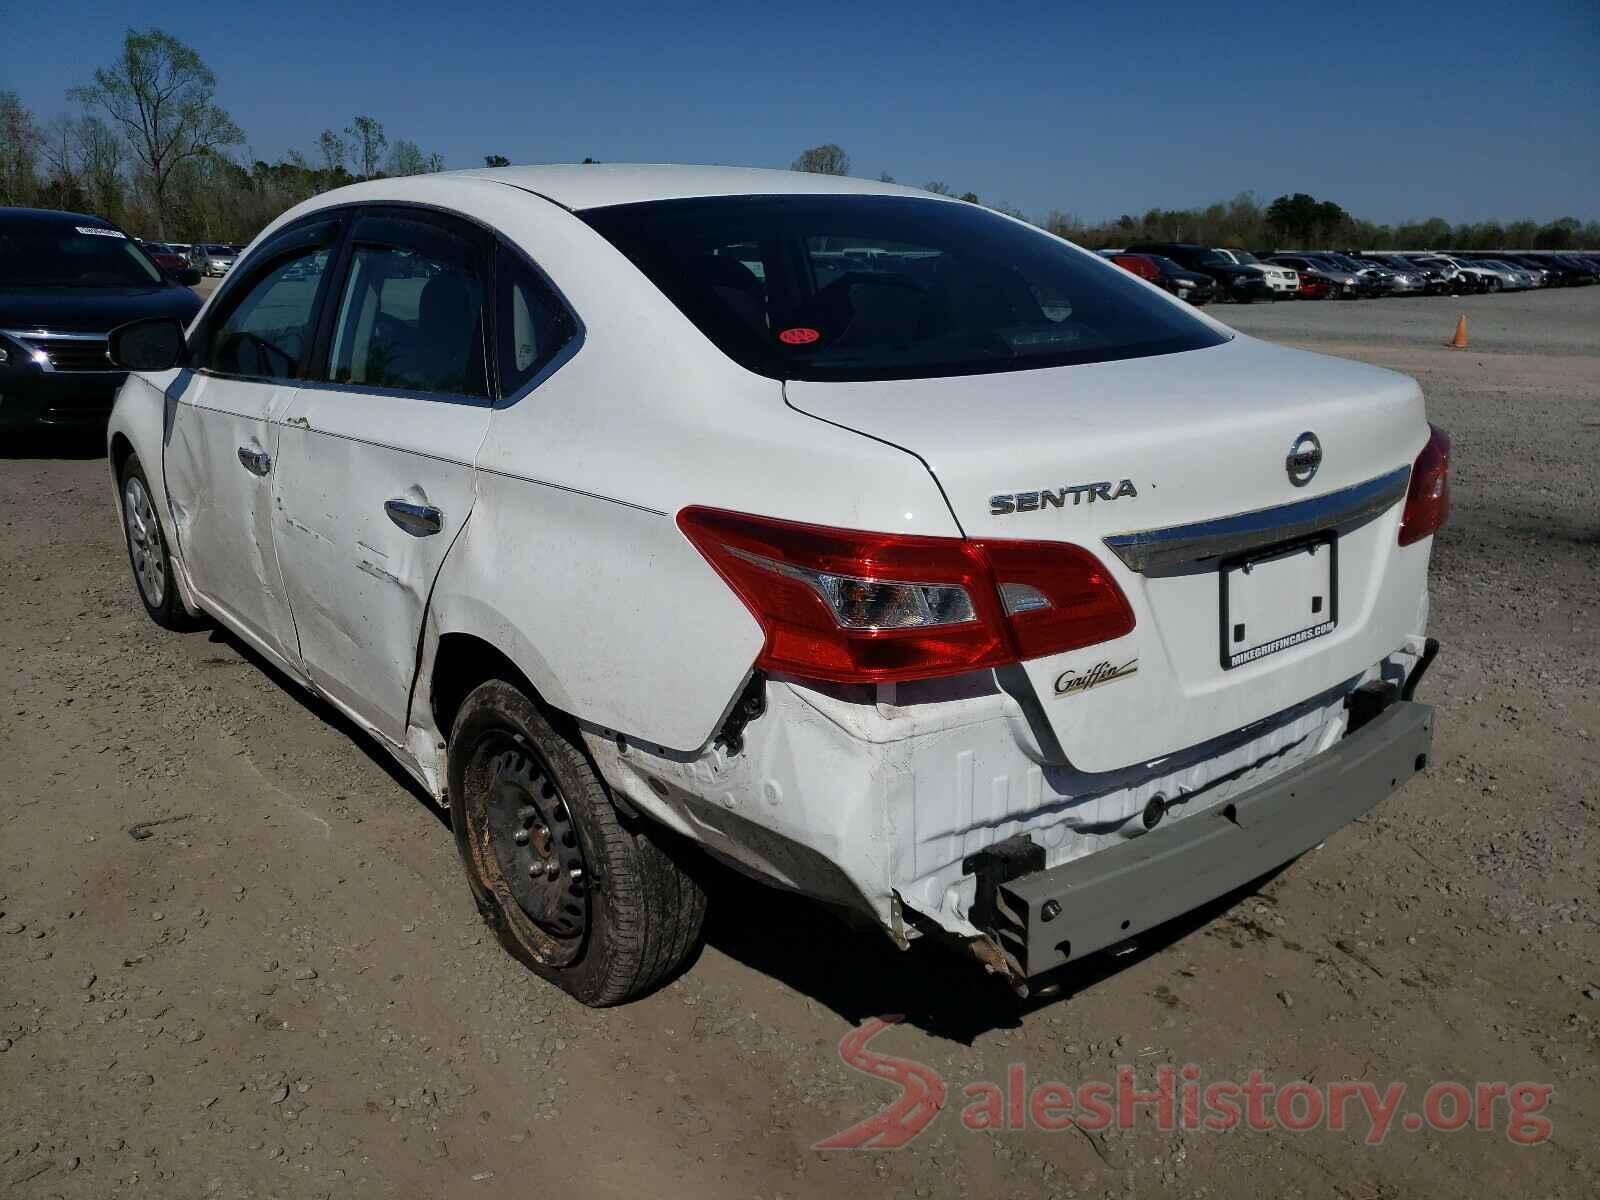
xmin=419 ymin=197 xmax=960 ymax=754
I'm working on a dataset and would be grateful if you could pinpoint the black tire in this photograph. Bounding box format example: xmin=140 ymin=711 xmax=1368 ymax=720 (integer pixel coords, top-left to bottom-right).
xmin=118 ymin=452 xmax=201 ymax=631
xmin=447 ymin=679 xmax=705 ymax=1006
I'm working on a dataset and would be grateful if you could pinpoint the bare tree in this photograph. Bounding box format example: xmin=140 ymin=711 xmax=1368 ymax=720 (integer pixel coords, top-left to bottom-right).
xmin=791 ymin=143 xmax=850 ymax=175
xmin=387 ymin=138 xmax=427 ymax=177
xmin=0 ymin=91 xmax=43 ymax=206
xmin=37 ymin=113 xmax=126 ymax=218
xmin=69 ymin=28 xmax=242 ymax=236
xmin=316 ymin=129 xmax=347 ymax=173
xmin=484 ymin=153 xmax=510 ymax=168
xmin=38 ymin=115 xmax=78 ymax=197
xmin=923 ymin=181 xmax=953 ymax=195
xmin=345 ymin=115 xmax=387 ymax=179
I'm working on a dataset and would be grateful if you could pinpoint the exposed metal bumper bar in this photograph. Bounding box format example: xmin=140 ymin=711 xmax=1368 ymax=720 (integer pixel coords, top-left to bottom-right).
xmin=992 ymin=697 xmax=1434 ymax=977
xmin=1102 ymin=464 xmax=1411 ymax=573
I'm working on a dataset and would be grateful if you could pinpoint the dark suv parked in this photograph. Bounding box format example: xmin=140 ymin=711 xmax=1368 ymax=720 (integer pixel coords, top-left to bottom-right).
xmin=1142 ymin=254 xmax=1217 ymax=305
xmin=0 ymin=209 xmax=202 ymax=432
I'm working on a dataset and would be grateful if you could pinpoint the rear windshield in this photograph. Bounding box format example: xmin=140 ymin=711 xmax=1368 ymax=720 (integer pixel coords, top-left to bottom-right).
xmin=579 ymin=195 xmax=1227 ymax=382
xmin=0 ymin=221 xmax=163 ymax=288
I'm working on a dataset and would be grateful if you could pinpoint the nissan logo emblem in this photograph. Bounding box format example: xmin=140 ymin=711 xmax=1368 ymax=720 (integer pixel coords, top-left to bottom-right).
xmin=1286 ymin=431 xmax=1322 ymax=487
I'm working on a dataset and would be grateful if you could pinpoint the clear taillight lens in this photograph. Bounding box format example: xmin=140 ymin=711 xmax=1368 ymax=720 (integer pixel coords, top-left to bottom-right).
xmin=726 ymin=547 xmax=977 ymax=629
xmin=1399 ymin=424 xmax=1452 ymax=547
xmin=678 ymin=507 xmax=1135 ymax=684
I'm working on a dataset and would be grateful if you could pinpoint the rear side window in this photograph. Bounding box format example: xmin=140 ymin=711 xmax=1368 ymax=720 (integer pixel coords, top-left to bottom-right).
xmin=205 ymin=247 xmax=333 ymax=379
xmin=580 ymin=195 xmax=1226 ymax=382
xmin=326 ymin=216 xmax=488 ymax=399
xmin=496 ymin=245 xmax=577 ymax=396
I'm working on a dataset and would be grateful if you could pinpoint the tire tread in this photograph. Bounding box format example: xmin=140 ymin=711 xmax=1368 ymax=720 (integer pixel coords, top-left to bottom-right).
xmin=449 ymin=680 xmax=704 ymax=1006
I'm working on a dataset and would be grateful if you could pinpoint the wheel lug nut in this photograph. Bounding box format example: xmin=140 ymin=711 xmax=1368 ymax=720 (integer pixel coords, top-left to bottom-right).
xmin=513 ymin=829 xmax=529 ymax=846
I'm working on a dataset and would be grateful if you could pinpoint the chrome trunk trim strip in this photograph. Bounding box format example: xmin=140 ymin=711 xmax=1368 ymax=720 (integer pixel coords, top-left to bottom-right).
xmin=1103 ymin=464 xmax=1411 ymax=573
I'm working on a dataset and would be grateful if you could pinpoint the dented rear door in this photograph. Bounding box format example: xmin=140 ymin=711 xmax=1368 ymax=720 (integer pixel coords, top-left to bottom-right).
xmin=268 ymin=207 xmax=494 ymax=747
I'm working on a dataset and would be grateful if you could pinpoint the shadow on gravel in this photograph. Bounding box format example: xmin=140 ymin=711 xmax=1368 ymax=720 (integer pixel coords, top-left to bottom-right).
xmin=698 ymin=853 xmax=1291 ymax=1045
xmin=198 ymin=623 xmax=450 ymax=830
xmin=2 ymin=427 xmax=107 ymax=459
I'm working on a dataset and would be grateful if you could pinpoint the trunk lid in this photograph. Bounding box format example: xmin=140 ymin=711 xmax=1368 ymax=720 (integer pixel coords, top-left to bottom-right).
xmin=786 ymin=336 xmax=1430 ymax=773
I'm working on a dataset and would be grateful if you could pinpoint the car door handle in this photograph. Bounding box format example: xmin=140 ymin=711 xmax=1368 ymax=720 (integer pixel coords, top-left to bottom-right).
xmin=237 ymin=446 xmax=271 ymax=476
xmin=384 ymin=499 xmax=443 ymax=536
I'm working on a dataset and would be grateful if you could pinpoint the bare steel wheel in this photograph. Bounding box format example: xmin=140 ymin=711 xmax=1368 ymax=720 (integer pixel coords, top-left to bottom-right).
xmin=118 ymin=453 xmax=200 ymax=631
xmin=482 ymin=742 xmax=589 ymax=957
xmin=448 ymin=679 xmax=706 ymax=1005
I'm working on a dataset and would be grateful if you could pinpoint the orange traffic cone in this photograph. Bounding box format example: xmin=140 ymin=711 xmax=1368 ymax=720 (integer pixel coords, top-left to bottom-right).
xmin=1449 ymin=315 xmax=1468 ymax=348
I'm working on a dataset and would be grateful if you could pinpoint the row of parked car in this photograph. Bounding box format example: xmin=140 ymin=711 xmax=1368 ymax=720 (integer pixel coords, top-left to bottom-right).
xmin=1099 ymin=242 xmax=1600 ymax=304
xmin=136 ymin=240 xmax=241 ymax=279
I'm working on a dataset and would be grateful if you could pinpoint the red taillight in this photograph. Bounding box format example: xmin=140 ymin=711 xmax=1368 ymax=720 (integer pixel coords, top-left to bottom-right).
xmin=1398 ymin=424 xmax=1451 ymax=546
xmin=677 ymin=507 xmax=1135 ymax=684
xmin=979 ymin=538 xmax=1136 ymax=659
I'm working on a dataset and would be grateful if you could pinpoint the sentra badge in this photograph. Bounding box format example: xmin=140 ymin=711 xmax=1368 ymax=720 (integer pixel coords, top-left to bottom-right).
xmin=991 ymin=480 xmax=1137 ymax=516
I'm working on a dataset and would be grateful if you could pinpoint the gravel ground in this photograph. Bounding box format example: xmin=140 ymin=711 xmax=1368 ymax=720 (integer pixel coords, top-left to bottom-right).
xmin=1 ymin=286 xmax=1596 ymax=1198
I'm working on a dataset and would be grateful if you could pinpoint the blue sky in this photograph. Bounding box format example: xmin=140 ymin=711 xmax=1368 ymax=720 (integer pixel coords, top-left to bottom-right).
xmin=9 ymin=0 xmax=1597 ymax=224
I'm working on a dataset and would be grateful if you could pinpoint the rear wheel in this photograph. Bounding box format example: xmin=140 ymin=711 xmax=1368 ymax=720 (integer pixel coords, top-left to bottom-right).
xmin=447 ymin=679 xmax=706 ymax=1006
xmin=119 ymin=453 xmax=200 ymax=631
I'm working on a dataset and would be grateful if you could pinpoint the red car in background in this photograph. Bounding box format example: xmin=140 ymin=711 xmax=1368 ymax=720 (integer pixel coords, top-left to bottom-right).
xmin=1109 ymin=252 xmax=1162 ymax=283
xmin=1297 ymin=274 xmax=1334 ymax=300
xmin=139 ymin=241 xmax=191 ymax=277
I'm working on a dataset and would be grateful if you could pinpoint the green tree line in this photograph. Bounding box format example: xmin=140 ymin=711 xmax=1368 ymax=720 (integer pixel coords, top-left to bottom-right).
xmin=793 ymin=144 xmax=1598 ymax=251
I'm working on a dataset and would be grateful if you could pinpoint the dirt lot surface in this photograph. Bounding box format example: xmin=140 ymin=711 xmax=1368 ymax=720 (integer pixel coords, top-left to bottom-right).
xmin=2 ymin=287 xmax=1597 ymax=1198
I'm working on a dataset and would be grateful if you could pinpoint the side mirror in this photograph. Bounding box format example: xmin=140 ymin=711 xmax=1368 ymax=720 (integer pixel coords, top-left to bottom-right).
xmin=108 ymin=317 xmax=188 ymax=371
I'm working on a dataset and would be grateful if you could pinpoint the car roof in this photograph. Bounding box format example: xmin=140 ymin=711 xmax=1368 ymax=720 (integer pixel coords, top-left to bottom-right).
xmin=434 ymin=163 xmax=939 ymax=211
xmin=262 ymin=164 xmax=970 ymax=253
xmin=0 ymin=207 xmax=113 ymax=227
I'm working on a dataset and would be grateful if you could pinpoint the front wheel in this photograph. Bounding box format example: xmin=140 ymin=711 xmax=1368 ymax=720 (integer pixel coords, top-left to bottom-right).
xmin=119 ymin=453 xmax=201 ymax=630
xmin=447 ymin=680 xmax=706 ymax=1006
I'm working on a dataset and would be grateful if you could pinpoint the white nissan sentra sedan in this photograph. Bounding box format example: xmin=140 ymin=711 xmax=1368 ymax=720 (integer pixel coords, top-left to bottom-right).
xmin=104 ymin=165 xmax=1449 ymax=1005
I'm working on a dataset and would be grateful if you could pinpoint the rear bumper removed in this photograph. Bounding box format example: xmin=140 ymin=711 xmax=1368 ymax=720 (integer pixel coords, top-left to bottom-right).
xmin=587 ymin=638 xmax=1437 ymax=987
xmin=975 ymin=697 xmax=1433 ymax=979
